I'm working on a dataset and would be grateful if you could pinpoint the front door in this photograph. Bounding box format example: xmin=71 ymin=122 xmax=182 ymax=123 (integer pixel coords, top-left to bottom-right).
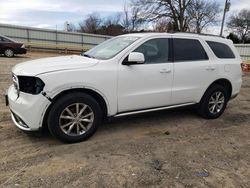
xmin=117 ymin=38 xmax=173 ymax=113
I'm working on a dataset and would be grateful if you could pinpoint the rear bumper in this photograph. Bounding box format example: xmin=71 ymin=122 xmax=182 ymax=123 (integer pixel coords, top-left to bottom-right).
xmin=7 ymin=85 xmax=51 ymax=131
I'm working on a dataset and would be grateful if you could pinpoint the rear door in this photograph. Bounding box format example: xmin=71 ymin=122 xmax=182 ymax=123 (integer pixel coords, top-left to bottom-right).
xmin=171 ymin=37 xmax=218 ymax=104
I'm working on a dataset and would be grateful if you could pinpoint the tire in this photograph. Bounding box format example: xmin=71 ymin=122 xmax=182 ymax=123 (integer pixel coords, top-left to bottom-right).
xmin=47 ymin=92 xmax=103 ymax=143
xmin=197 ymin=84 xmax=229 ymax=119
xmin=4 ymin=48 xmax=14 ymax=57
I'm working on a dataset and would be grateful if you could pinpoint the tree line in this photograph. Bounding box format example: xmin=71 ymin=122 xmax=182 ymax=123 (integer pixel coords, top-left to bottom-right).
xmin=67 ymin=0 xmax=250 ymax=43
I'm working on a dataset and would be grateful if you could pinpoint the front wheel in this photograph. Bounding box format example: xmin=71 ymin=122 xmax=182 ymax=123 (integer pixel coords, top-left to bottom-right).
xmin=47 ymin=92 xmax=103 ymax=143
xmin=197 ymin=84 xmax=229 ymax=119
xmin=4 ymin=48 xmax=14 ymax=57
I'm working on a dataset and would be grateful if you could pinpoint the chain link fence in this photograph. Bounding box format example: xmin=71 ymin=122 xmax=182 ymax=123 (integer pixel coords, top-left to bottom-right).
xmin=234 ymin=44 xmax=250 ymax=62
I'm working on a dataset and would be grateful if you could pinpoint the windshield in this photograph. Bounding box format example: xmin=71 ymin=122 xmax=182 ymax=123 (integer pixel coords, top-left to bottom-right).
xmin=83 ymin=36 xmax=139 ymax=60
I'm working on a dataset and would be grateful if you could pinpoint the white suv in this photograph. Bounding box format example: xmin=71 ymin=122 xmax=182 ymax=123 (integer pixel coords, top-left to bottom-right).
xmin=6 ymin=33 xmax=242 ymax=143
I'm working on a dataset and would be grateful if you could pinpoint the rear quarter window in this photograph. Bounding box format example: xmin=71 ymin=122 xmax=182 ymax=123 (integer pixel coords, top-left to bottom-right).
xmin=173 ymin=38 xmax=208 ymax=62
xmin=206 ymin=41 xmax=235 ymax=59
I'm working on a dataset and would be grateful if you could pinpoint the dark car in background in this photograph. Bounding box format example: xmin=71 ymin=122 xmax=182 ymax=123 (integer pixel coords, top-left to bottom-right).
xmin=0 ymin=35 xmax=27 ymax=57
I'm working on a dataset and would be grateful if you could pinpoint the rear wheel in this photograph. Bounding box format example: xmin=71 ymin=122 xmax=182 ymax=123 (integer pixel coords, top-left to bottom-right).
xmin=197 ymin=84 xmax=228 ymax=119
xmin=47 ymin=92 xmax=102 ymax=143
xmin=4 ymin=48 xmax=14 ymax=57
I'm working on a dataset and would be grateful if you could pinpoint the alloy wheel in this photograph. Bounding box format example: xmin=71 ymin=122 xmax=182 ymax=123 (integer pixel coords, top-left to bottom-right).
xmin=5 ymin=49 xmax=14 ymax=57
xmin=59 ymin=103 xmax=94 ymax=136
xmin=208 ymin=91 xmax=225 ymax=114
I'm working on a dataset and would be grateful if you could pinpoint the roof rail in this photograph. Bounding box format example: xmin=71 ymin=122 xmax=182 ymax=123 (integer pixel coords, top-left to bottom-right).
xmin=172 ymin=32 xmax=225 ymax=38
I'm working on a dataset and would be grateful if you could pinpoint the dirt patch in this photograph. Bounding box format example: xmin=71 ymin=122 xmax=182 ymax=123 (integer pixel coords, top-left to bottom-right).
xmin=224 ymin=113 xmax=250 ymax=124
xmin=241 ymin=84 xmax=250 ymax=88
xmin=0 ymin=53 xmax=250 ymax=187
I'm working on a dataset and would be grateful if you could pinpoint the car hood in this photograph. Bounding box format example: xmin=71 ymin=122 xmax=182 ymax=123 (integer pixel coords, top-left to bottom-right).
xmin=12 ymin=55 xmax=99 ymax=76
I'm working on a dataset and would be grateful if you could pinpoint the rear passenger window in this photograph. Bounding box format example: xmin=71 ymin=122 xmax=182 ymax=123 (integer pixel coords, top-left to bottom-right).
xmin=173 ymin=38 xmax=208 ymax=61
xmin=206 ymin=41 xmax=235 ymax=59
xmin=133 ymin=38 xmax=169 ymax=64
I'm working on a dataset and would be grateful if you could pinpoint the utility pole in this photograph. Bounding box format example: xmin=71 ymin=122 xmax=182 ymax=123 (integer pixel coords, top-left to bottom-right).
xmin=220 ymin=0 xmax=231 ymax=36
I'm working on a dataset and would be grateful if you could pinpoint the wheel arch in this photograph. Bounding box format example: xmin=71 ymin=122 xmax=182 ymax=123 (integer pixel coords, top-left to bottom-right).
xmin=42 ymin=88 xmax=109 ymax=130
xmin=201 ymin=78 xmax=232 ymax=102
xmin=4 ymin=46 xmax=15 ymax=53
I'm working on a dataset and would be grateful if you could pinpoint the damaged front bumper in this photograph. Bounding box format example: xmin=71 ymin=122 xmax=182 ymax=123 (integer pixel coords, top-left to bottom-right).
xmin=7 ymin=85 xmax=51 ymax=131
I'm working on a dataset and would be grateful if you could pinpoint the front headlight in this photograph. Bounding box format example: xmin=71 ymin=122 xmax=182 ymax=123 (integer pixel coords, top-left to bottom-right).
xmin=21 ymin=44 xmax=25 ymax=48
xmin=18 ymin=76 xmax=45 ymax=94
xmin=12 ymin=74 xmax=45 ymax=95
xmin=12 ymin=73 xmax=20 ymax=96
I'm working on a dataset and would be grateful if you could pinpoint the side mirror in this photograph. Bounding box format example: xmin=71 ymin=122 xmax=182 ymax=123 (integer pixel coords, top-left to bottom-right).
xmin=123 ymin=52 xmax=145 ymax=65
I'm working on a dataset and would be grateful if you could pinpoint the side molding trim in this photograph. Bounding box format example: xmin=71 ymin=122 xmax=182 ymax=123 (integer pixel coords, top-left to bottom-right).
xmin=114 ymin=103 xmax=195 ymax=117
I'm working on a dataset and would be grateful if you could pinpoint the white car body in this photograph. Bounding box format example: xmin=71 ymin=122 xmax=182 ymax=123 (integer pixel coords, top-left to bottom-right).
xmin=7 ymin=33 xmax=242 ymax=132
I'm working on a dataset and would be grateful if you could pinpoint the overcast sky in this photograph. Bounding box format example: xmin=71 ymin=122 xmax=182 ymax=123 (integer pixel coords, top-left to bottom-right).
xmin=0 ymin=0 xmax=250 ymax=35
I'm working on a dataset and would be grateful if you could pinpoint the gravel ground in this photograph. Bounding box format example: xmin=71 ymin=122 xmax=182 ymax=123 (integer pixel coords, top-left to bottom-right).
xmin=0 ymin=52 xmax=250 ymax=188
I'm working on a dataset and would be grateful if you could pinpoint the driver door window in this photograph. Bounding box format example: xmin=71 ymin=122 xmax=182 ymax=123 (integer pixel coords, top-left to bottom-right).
xmin=133 ymin=38 xmax=169 ymax=64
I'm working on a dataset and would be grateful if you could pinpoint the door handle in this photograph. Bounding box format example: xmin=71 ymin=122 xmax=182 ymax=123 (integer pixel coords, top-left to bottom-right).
xmin=160 ymin=69 xmax=171 ymax=73
xmin=206 ymin=66 xmax=216 ymax=71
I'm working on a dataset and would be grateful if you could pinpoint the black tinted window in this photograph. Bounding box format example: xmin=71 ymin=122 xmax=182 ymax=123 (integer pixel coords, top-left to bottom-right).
xmin=0 ymin=37 xmax=11 ymax=42
xmin=133 ymin=38 xmax=169 ymax=64
xmin=173 ymin=38 xmax=208 ymax=61
xmin=207 ymin=41 xmax=235 ymax=59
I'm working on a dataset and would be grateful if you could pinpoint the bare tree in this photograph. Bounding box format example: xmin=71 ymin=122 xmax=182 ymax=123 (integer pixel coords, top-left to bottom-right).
xmin=133 ymin=0 xmax=192 ymax=32
xmin=100 ymin=14 xmax=124 ymax=36
xmin=78 ymin=13 xmax=124 ymax=36
xmin=122 ymin=2 xmax=130 ymax=32
xmin=79 ymin=13 xmax=102 ymax=34
xmin=132 ymin=0 xmax=222 ymax=33
xmin=154 ymin=19 xmax=172 ymax=32
xmin=227 ymin=9 xmax=250 ymax=43
xmin=130 ymin=6 xmax=142 ymax=31
xmin=121 ymin=2 xmax=143 ymax=32
xmin=187 ymin=0 xmax=220 ymax=33
xmin=227 ymin=32 xmax=240 ymax=44
xmin=104 ymin=13 xmax=122 ymax=26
